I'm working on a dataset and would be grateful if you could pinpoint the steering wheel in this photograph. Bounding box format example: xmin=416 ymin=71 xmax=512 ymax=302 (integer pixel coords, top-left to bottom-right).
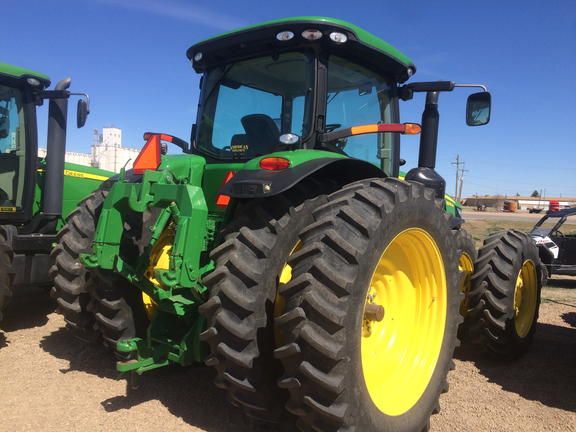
xmin=554 ymin=230 xmax=565 ymax=237
xmin=325 ymin=124 xmax=341 ymax=133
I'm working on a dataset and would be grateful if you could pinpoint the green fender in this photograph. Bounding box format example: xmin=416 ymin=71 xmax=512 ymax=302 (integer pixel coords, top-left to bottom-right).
xmin=220 ymin=150 xmax=386 ymax=200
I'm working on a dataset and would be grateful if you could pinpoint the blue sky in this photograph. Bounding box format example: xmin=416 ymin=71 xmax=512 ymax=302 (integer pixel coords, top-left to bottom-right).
xmin=4 ymin=0 xmax=575 ymax=199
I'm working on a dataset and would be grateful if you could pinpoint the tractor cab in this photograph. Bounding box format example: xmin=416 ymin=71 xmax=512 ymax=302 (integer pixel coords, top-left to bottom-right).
xmin=0 ymin=64 xmax=49 ymax=219
xmin=0 ymin=63 xmax=92 ymax=230
xmin=188 ymin=18 xmax=417 ymax=178
xmin=187 ymin=17 xmax=490 ymax=202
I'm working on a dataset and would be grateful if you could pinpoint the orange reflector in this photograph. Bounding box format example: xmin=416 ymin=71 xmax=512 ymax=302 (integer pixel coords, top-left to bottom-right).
xmin=144 ymin=132 xmax=174 ymax=143
xmin=351 ymin=124 xmax=379 ymax=135
xmin=404 ymin=123 xmax=421 ymax=135
xmin=259 ymin=157 xmax=291 ymax=171
xmin=347 ymin=123 xmax=423 ymax=136
xmin=133 ymin=134 xmax=161 ymax=174
xmin=216 ymin=171 xmax=235 ymax=209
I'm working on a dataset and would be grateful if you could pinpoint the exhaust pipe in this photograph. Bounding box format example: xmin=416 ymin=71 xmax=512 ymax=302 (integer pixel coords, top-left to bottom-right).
xmin=43 ymin=78 xmax=71 ymax=218
xmin=405 ymin=91 xmax=446 ymax=199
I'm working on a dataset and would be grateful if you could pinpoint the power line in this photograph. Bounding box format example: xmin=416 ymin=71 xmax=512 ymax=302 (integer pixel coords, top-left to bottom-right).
xmin=465 ymin=174 xmax=576 ymax=191
xmin=448 ymin=157 xmax=576 ymax=172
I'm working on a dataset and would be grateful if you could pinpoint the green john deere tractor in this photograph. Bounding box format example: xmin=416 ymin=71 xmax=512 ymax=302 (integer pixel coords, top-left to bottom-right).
xmin=52 ymin=17 xmax=501 ymax=431
xmin=0 ymin=62 xmax=113 ymax=323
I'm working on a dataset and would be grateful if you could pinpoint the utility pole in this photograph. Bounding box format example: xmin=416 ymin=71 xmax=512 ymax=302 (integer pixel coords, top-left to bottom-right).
xmin=452 ymin=155 xmax=460 ymax=198
xmin=452 ymin=155 xmax=468 ymax=203
xmin=458 ymin=166 xmax=468 ymax=202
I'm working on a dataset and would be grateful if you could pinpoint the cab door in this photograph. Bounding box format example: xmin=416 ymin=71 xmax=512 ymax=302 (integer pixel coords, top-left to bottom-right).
xmin=0 ymin=84 xmax=37 ymax=221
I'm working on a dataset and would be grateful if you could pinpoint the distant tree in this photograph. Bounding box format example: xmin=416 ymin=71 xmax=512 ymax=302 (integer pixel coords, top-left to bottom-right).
xmin=531 ymin=190 xmax=540 ymax=197
xmin=516 ymin=193 xmax=520 ymax=196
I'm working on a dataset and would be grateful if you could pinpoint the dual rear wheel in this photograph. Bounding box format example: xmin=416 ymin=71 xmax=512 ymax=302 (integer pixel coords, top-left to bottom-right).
xmin=202 ymin=177 xmax=462 ymax=431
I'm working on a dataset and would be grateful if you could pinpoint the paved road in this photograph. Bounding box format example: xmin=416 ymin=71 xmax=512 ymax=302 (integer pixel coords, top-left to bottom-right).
xmin=462 ymin=209 xmax=545 ymax=222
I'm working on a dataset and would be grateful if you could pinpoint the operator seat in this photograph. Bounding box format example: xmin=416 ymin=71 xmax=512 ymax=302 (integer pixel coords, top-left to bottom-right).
xmin=240 ymin=114 xmax=280 ymax=156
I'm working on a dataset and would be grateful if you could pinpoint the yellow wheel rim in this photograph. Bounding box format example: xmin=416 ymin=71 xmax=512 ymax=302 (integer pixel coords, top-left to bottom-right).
xmin=458 ymin=252 xmax=474 ymax=318
xmin=142 ymin=225 xmax=175 ymax=321
xmin=361 ymin=228 xmax=447 ymax=416
xmin=514 ymin=259 xmax=538 ymax=338
xmin=274 ymin=241 xmax=302 ymax=347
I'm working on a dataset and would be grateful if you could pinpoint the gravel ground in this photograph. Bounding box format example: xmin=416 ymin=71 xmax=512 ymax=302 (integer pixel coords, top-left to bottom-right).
xmin=1 ymin=281 xmax=575 ymax=432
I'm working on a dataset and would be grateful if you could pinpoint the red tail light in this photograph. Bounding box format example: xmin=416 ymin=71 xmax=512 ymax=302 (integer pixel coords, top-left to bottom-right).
xmin=259 ymin=157 xmax=291 ymax=171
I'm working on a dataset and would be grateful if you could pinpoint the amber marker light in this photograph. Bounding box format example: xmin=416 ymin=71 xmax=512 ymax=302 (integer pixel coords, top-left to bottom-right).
xmin=404 ymin=123 xmax=421 ymax=135
xmin=144 ymin=132 xmax=176 ymax=143
xmin=259 ymin=157 xmax=291 ymax=171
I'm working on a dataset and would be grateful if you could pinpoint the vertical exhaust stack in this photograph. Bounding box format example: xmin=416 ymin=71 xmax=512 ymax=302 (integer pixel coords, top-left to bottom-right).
xmin=405 ymin=91 xmax=446 ymax=199
xmin=44 ymin=78 xmax=71 ymax=219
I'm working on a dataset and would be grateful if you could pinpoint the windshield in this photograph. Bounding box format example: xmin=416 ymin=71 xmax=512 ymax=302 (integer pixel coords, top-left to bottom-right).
xmin=0 ymin=85 xmax=26 ymax=210
xmin=195 ymin=51 xmax=314 ymax=159
xmin=326 ymin=55 xmax=396 ymax=174
xmin=531 ymin=227 xmax=554 ymax=237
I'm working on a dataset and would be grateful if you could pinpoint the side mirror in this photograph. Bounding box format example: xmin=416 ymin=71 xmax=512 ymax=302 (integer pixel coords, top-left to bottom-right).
xmin=466 ymin=92 xmax=491 ymax=126
xmin=77 ymin=99 xmax=89 ymax=128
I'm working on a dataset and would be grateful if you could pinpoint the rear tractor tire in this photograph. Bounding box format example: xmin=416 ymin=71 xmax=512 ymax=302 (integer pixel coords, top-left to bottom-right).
xmin=49 ymin=188 xmax=108 ymax=343
xmin=468 ymin=230 xmax=541 ymax=360
xmin=274 ymin=178 xmax=462 ymax=432
xmin=88 ymin=277 xmax=150 ymax=359
xmin=0 ymin=233 xmax=15 ymax=322
xmin=51 ymin=185 xmax=154 ymax=356
xmin=87 ymin=208 xmax=158 ymax=359
xmin=454 ymin=229 xmax=477 ymax=331
xmin=200 ymin=178 xmax=337 ymax=424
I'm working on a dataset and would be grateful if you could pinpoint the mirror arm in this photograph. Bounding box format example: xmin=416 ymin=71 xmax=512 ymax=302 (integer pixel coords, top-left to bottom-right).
xmin=69 ymin=92 xmax=90 ymax=113
xmin=454 ymin=84 xmax=488 ymax=92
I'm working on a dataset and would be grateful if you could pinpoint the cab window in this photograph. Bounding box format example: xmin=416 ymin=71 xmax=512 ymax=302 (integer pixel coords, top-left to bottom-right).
xmin=0 ymin=85 xmax=26 ymax=209
xmin=326 ymin=56 xmax=396 ymax=174
xmin=196 ymin=51 xmax=314 ymax=159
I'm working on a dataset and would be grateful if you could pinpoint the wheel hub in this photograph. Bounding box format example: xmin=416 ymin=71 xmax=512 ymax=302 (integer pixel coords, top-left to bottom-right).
xmin=513 ymin=259 xmax=538 ymax=338
xmin=459 ymin=252 xmax=474 ymax=317
xmin=142 ymin=225 xmax=175 ymax=321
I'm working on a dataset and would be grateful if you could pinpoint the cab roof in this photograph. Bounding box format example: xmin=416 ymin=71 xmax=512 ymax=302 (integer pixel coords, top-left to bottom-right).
xmin=0 ymin=62 xmax=51 ymax=89
xmin=540 ymin=207 xmax=576 ymax=220
xmin=187 ymin=17 xmax=416 ymax=84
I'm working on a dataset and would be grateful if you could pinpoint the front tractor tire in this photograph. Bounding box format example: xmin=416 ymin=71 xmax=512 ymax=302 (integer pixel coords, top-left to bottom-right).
xmin=199 ymin=178 xmax=337 ymax=424
xmin=468 ymin=230 xmax=541 ymax=360
xmin=274 ymin=178 xmax=462 ymax=432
